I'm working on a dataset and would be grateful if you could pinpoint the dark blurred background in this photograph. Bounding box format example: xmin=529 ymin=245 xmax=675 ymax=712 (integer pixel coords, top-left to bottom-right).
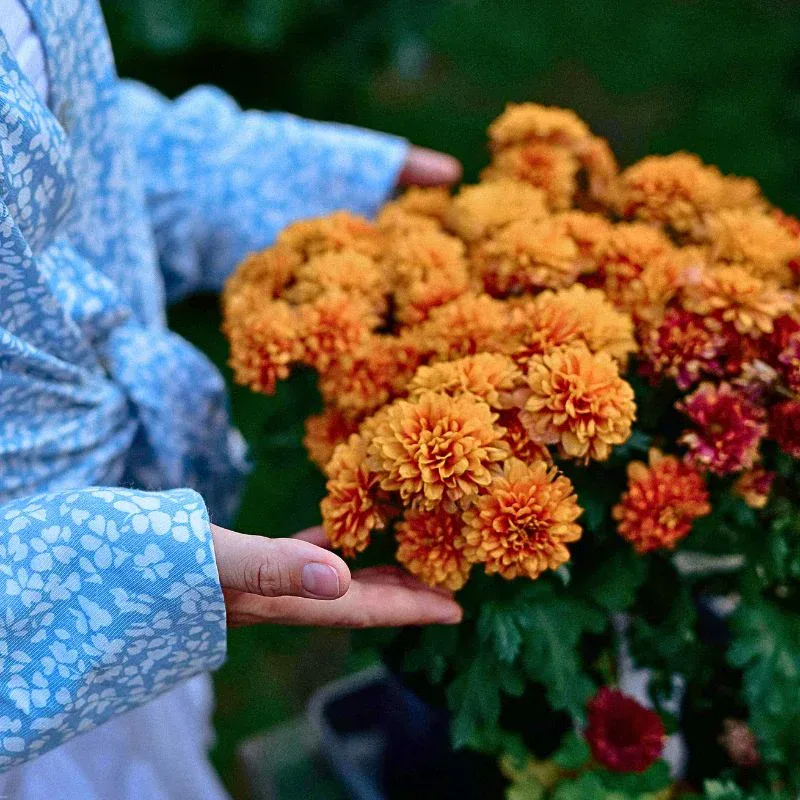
xmin=99 ymin=1 xmax=800 ymax=795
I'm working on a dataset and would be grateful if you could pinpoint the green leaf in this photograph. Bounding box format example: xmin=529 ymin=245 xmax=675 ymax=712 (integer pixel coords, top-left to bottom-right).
xmin=551 ymin=772 xmax=607 ymax=800
xmin=728 ymin=597 xmax=800 ymax=784
xmin=477 ymin=600 xmax=525 ymax=664
xmin=516 ymin=582 xmax=604 ymax=720
xmin=552 ymin=731 xmax=590 ymax=771
xmin=598 ymin=759 xmax=671 ymax=795
xmin=573 ymin=547 xmax=647 ymax=614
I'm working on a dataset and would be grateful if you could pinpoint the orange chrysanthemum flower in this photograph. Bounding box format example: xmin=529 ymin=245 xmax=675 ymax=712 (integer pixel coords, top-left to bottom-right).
xmin=488 ymin=103 xmax=592 ymax=150
xmin=461 ymin=458 xmax=582 ymax=580
xmin=318 ymin=334 xmax=422 ymax=416
xmin=304 ymin=408 xmax=360 ymax=472
xmin=226 ymin=300 xmax=302 ymax=394
xmin=278 ymin=210 xmax=384 ymax=260
xmin=596 ymin=223 xmax=675 ymax=306
xmin=612 ymin=449 xmax=710 ymax=554
xmin=445 ymin=179 xmax=549 ymax=242
xmin=222 ymin=245 xmax=302 ymax=319
xmin=299 ymin=291 xmax=377 ymax=372
xmin=396 ymin=508 xmax=472 ymax=590
xmin=473 ymin=217 xmax=583 ymax=295
xmin=496 ymin=408 xmax=554 ymax=465
xmin=681 ymin=264 xmax=792 ymax=337
xmin=483 ymin=143 xmax=581 ymax=211
xmin=522 ymin=344 xmax=636 ymax=462
xmin=486 ymin=103 xmax=618 ymax=207
xmin=407 ymin=353 xmax=524 ymax=409
xmin=377 ymin=187 xmax=452 ymax=234
xmin=413 ymin=294 xmax=514 ymax=361
xmin=706 ymin=208 xmax=800 ymax=286
xmin=321 ymin=435 xmax=396 ymax=557
xmin=285 ymin=250 xmax=389 ymax=312
xmin=385 ymin=229 xmax=471 ymax=324
xmin=367 ymin=391 xmax=508 ymax=512
xmin=614 ymin=153 xmax=762 ymax=237
xmin=552 ymin=210 xmax=613 ymax=262
xmin=733 ymin=466 xmax=774 ymax=510
xmin=511 ymin=284 xmax=637 ymax=368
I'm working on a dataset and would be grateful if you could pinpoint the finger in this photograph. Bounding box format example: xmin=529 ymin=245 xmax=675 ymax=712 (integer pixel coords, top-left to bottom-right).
xmin=397 ymin=146 xmax=462 ymax=187
xmin=354 ymin=565 xmax=455 ymax=597
xmin=212 ymin=526 xmax=351 ymax=600
xmin=292 ymin=526 xmax=330 ymax=548
xmin=227 ymin=570 xmax=463 ymax=628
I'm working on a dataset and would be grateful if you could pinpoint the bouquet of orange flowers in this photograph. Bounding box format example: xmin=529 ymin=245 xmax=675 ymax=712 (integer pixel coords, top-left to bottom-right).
xmin=224 ymin=104 xmax=800 ymax=798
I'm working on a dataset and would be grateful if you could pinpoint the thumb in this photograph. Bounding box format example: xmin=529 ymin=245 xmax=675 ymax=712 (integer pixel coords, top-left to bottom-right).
xmin=211 ymin=525 xmax=351 ymax=600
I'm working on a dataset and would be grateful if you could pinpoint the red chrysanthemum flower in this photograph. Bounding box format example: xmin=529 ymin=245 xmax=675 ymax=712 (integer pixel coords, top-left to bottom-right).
xmin=613 ymin=449 xmax=710 ymax=553
xmin=641 ymin=308 xmax=725 ymax=389
xmin=585 ymin=688 xmax=666 ymax=773
xmin=769 ymin=399 xmax=800 ymax=459
xmin=679 ymin=382 xmax=767 ymax=475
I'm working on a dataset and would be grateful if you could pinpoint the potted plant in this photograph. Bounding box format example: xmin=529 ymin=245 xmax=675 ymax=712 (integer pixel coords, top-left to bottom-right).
xmin=223 ymin=103 xmax=800 ymax=799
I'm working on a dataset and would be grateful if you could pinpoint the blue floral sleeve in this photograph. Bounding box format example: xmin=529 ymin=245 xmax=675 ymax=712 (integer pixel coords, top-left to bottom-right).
xmin=117 ymin=82 xmax=409 ymax=301
xmin=0 ymin=486 xmax=226 ymax=771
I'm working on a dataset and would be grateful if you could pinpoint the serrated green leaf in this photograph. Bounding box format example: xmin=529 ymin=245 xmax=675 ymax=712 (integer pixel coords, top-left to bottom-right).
xmin=477 ymin=600 xmax=525 ymax=663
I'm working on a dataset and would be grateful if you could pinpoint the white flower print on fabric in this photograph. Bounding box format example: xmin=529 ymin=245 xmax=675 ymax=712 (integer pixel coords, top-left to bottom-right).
xmin=0 ymin=0 xmax=407 ymax=773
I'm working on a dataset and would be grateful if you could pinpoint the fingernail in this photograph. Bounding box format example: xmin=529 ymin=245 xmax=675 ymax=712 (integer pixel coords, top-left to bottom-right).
xmin=302 ymin=563 xmax=340 ymax=598
xmin=439 ymin=607 xmax=463 ymax=625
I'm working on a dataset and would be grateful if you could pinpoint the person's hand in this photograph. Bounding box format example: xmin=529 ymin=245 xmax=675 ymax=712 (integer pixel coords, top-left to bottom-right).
xmin=398 ymin=145 xmax=462 ymax=187
xmin=211 ymin=524 xmax=463 ymax=628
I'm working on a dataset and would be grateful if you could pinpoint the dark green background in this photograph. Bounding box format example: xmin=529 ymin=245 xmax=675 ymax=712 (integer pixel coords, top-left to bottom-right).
xmin=99 ymin=1 xmax=800 ymax=795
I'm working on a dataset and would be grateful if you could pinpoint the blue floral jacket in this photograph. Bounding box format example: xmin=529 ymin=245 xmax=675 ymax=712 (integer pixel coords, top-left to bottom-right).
xmin=0 ymin=0 xmax=407 ymax=770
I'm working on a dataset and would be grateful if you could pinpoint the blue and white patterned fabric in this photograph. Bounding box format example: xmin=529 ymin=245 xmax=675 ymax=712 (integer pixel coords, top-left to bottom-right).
xmin=0 ymin=0 xmax=408 ymax=778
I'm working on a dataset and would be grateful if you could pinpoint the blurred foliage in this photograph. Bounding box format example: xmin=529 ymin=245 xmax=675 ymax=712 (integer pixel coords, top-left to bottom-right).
xmin=100 ymin=1 xmax=800 ymax=794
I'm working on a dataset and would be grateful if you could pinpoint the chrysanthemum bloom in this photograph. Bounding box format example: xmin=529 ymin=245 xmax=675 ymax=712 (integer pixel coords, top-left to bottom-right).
xmin=413 ymin=294 xmax=514 ymax=361
xmin=679 ymin=382 xmax=767 ymax=475
xmin=386 ymin=229 xmax=471 ymax=324
xmin=613 ymin=152 xmax=761 ymax=238
xmin=706 ymin=208 xmax=800 ymax=286
xmin=719 ymin=719 xmax=761 ymax=769
xmin=445 ymin=179 xmax=549 ymax=242
xmin=769 ymin=399 xmax=800 ymax=459
xmin=496 ymin=409 xmax=553 ymax=464
xmin=277 ymin=210 xmax=384 ymax=260
xmin=681 ymin=264 xmax=792 ymax=337
xmin=610 ymin=246 xmax=703 ymax=326
xmin=596 ymin=223 xmax=674 ymax=307
xmin=482 ymin=143 xmax=581 ymax=210
xmin=585 ymin=688 xmax=666 ymax=773
xmin=222 ymin=245 xmax=302 ymax=320
xmin=299 ymin=291 xmax=377 ymax=372
xmin=395 ymin=508 xmax=472 ymax=590
xmin=733 ymin=467 xmax=774 ymax=510
xmin=367 ymin=391 xmax=508 ymax=512
xmin=319 ymin=335 xmax=422 ymax=416
xmin=226 ymin=301 xmax=303 ymax=394
xmin=460 ymin=458 xmax=582 ymax=580
xmin=473 ymin=217 xmax=583 ymax=295
xmin=522 ymin=345 xmax=636 ymax=462
xmin=488 ymin=103 xmax=592 ymax=150
xmin=321 ymin=435 xmax=396 ymax=557
xmin=613 ymin=449 xmax=710 ymax=554
xmin=407 ymin=353 xmax=524 ymax=410
xmin=511 ymin=285 xmax=637 ymax=369
xmin=641 ymin=308 xmax=726 ymax=389
xmin=387 ymin=186 xmax=452 ymax=223
xmin=376 ymin=203 xmax=442 ymax=235
xmin=486 ymin=103 xmax=618 ymax=206
xmin=551 ymin=210 xmax=613 ymax=263
xmin=285 ymin=250 xmax=389 ymax=313
xmin=303 ymin=408 xmax=360 ymax=472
